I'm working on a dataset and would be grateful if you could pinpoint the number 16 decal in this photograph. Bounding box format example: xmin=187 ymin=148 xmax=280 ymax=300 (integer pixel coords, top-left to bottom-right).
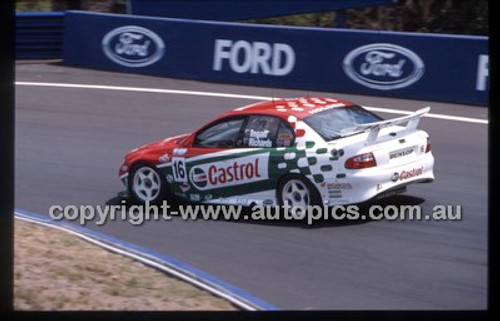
xmin=172 ymin=157 xmax=187 ymax=182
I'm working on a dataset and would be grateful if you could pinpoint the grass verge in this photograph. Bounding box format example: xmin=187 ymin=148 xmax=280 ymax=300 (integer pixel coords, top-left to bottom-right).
xmin=14 ymin=219 xmax=238 ymax=310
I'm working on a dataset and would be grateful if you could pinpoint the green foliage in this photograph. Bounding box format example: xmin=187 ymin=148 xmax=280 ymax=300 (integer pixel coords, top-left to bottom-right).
xmin=16 ymin=0 xmax=52 ymax=12
xmin=15 ymin=0 xmax=488 ymax=35
xmin=346 ymin=0 xmax=488 ymax=35
xmin=244 ymin=12 xmax=335 ymax=28
xmin=16 ymin=0 xmax=127 ymax=13
xmin=245 ymin=0 xmax=488 ymax=35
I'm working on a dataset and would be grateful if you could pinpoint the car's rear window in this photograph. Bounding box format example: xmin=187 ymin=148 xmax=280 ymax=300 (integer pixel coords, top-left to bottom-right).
xmin=303 ymin=105 xmax=383 ymax=141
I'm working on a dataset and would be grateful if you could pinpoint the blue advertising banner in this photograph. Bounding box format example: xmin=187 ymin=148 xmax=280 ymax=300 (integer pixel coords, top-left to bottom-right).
xmin=63 ymin=11 xmax=489 ymax=106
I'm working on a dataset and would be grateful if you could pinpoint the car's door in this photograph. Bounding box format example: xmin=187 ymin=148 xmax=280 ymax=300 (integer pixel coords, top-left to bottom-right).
xmin=171 ymin=114 xmax=295 ymax=204
xmin=241 ymin=115 xmax=297 ymax=197
xmin=168 ymin=116 xmax=246 ymax=202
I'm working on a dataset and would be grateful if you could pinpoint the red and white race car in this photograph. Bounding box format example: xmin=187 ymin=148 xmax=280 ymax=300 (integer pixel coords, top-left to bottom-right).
xmin=118 ymin=97 xmax=434 ymax=207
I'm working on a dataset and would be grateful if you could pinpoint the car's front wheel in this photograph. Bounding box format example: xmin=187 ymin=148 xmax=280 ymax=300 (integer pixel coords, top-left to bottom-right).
xmin=129 ymin=164 xmax=169 ymax=204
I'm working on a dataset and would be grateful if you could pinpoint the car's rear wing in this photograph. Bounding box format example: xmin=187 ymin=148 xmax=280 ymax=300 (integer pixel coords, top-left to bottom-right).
xmin=339 ymin=107 xmax=431 ymax=144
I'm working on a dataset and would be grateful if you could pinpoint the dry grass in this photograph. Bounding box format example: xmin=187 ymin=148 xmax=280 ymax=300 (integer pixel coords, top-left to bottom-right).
xmin=14 ymin=220 xmax=238 ymax=310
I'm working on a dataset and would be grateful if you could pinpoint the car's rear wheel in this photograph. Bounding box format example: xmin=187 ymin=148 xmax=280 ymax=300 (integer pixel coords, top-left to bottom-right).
xmin=129 ymin=164 xmax=169 ymax=204
xmin=277 ymin=175 xmax=322 ymax=219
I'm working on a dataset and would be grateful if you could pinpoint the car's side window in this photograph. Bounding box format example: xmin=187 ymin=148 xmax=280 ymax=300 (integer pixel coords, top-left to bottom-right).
xmin=194 ymin=118 xmax=245 ymax=148
xmin=276 ymin=121 xmax=295 ymax=147
xmin=241 ymin=115 xmax=285 ymax=148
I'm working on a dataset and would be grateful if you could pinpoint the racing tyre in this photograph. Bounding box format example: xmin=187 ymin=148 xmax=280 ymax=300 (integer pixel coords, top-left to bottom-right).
xmin=129 ymin=164 xmax=170 ymax=205
xmin=277 ymin=175 xmax=322 ymax=219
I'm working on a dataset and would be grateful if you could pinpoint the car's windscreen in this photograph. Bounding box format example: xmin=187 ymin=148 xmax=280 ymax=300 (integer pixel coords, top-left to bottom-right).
xmin=303 ymin=105 xmax=383 ymax=141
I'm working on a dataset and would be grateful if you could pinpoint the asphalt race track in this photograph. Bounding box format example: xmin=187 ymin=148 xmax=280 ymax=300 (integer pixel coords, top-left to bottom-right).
xmin=15 ymin=62 xmax=488 ymax=310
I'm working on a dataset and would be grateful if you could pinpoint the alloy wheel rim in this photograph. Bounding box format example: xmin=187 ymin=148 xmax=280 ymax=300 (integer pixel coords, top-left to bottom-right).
xmin=282 ymin=179 xmax=310 ymax=208
xmin=133 ymin=167 xmax=161 ymax=202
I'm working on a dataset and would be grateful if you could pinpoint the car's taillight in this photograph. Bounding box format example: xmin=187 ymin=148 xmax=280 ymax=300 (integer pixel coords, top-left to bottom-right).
xmin=425 ymin=137 xmax=431 ymax=153
xmin=345 ymin=152 xmax=377 ymax=169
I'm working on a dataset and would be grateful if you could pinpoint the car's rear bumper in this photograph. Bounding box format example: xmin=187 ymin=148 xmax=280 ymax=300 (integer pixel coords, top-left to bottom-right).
xmin=320 ymin=152 xmax=434 ymax=205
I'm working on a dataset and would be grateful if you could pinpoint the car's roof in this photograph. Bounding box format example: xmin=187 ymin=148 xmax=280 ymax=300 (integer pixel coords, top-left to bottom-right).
xmin=222 ymin=97 xmax=355 ymax=121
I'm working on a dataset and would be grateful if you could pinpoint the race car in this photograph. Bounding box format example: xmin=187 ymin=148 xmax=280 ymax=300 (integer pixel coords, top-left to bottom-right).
xmin=118 ymin=97 xmax=434 ymax=207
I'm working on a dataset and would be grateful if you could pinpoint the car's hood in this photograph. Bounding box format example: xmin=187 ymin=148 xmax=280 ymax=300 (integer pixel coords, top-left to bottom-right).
xmin=124 ymin=133 xmax=191 ymax=164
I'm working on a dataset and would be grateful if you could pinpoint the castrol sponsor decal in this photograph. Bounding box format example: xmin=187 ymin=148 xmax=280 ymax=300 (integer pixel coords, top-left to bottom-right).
xmin=189 ymin=153 xmax=269 ymax=190
xmin=392 ymin=166 xmax=423 ymax=182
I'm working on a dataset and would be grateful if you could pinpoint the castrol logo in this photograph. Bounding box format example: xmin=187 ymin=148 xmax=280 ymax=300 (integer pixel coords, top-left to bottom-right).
xmin=393 ymin=166 xmax=424 ymax=182
xmin=189 ymin=153 xmax=269 ymax=190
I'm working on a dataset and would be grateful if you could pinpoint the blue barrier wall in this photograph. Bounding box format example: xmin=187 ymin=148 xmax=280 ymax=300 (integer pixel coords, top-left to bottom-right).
xmin=16 ymin=12 xmax=65 ymax=59
xmin=63 ymin=11 xmax=489 ymax=106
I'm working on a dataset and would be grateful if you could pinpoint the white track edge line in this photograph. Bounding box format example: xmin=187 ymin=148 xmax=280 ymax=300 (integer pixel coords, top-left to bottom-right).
xmin=15 ymin=81 xmax=488 ymax=124
xmin=14 ymin=213 xmax=258 ymax=311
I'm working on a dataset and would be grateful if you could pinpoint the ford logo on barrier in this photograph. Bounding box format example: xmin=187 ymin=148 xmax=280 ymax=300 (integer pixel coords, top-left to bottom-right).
xmin=343 ymin=43 xmax=425 ymax=90
xmin=102 ymin=26 xmax=165 ymax=68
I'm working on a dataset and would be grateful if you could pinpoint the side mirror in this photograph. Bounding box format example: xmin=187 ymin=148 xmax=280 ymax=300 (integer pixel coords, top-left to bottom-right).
xmin=182 ymin=133 xmax=196 ymax=147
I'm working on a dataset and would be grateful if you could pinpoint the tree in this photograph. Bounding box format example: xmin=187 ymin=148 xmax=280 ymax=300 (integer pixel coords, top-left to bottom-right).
xmin=52 ymin=0 xmax=83 ymax=11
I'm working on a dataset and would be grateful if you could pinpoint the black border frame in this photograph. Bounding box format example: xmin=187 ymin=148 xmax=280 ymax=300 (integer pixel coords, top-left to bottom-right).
xmin=1 ymin=0 xmax=15 ymax=317
xmin=3 ymin=1 xmax=494 ymax=320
